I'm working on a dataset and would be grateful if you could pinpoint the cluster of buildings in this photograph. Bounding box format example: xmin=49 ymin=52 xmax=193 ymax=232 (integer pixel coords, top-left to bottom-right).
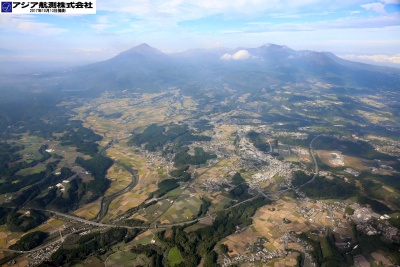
xmin=250 ymin=156 xmax=296 ymax=185
xmin=26 ymin=241 xmax=61 ymax=267
xmin=222 ymin=249 xmax=287 ymax=266
xmin=201 ymin=178 xmax=230 ymax=193
xmin=48 ymin=180 xmax=69 ymax=192
xmin=344 ymin=168 xmax=360 ymax=177
xmin=351 ymin=204 xmax=380 ymax=223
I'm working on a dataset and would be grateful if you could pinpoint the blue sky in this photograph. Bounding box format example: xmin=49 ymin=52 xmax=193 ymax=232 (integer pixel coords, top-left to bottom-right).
xmin=0 ymin=0 xmax=399 ymax=67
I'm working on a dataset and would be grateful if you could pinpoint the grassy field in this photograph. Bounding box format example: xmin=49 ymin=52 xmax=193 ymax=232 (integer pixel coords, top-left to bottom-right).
xmin=343 ymin=155 xmax=370 ymax=171
xmin=283 ymin=154 xmax=299 ymax=162
xmin=16 ymin=165 xmax=47 ymax=175
xmin=133 ymin=230 xmax=157 ymax=246
xmin=106 ymin=250 xmax=138 ymax=266
xmin=320 ymin=238 xmax=333 ymax=258
xmin=168 ymin=246 xmax=184 ymax=266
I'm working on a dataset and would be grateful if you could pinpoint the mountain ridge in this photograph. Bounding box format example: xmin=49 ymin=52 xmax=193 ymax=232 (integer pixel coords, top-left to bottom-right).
xmin=3 ymin=43 xmax=400 ymax=95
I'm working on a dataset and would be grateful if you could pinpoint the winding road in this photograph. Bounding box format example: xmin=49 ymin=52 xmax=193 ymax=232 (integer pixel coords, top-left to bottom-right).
xmin=1 ymin=136 xmax=321 ymax=256
xmin=260 ymin=135 xmax=320 ymax=197
xmin=293 ymin=135 xmax=320 ymax=189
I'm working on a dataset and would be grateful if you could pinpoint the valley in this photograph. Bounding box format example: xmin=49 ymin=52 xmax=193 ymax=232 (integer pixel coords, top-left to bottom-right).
xmin=1 ymin=44 xmax=400 ymax=267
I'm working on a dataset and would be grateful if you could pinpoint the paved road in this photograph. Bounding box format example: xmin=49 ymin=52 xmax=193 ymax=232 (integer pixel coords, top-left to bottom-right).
xmin=1 ymin=136 xmax=321 ymax=257
xmin=40 ymin=209 xmax=149 ymax=229
xmin=22 ymin=208 xmax=202 ymax=230
xmin=293 ymin=135 xmax=320 ymax=189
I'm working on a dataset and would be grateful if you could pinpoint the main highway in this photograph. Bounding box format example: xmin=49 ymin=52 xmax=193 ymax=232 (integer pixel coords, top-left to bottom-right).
xmin=1 ymin=136 xmax=320 ymax=255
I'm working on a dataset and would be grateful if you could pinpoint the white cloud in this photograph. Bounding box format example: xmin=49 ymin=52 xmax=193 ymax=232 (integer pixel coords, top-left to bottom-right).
xmin=232 ymin=50 xmax=251 ymax=59
xmin=221 ymin=53 xmax=232 ymax=60
xmin=97 ymin=0 xmax=375 ymax=23
xmin=89 ymin=15 xmax=116 ymax=31
xmin=221 ymin=49 xmax=251 ymax=60
xmin=239 ymin=14 xmax=400 ymax=33
xmin=341 ymin=53 xmax=400 ymax=64
xmin=361 ymin=2 xmax=387 ymax=14
xmin=0 ymin=15 xmax=67 ymax=35
xmin=69 ymin=47 xmax=110 ymax=53
xmin=380 ymin=0 xmax=400 ymax=4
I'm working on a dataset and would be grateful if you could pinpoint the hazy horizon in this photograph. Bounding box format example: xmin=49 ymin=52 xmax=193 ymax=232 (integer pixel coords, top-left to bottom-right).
xmin=1 ymin=0 xmax=399 ymax=68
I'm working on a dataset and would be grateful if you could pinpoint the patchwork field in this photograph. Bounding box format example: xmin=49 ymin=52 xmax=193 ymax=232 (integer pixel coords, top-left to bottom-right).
xmin=104 ymin=165 xmax=133 ymax=197
xmin=0 ymin=217 xmax=66 ymax=249
xmin=13 ymin=132 xmax=94 ymax=182
xmin=73 ymin=200 xmax=101 ymax=220
xmin=195 ymin=158 xmax=238 ymax=184
xmin=157 ymin=194 xmax=203 ymax=224
xmin=0 ymin=225 xmax=20 ymax=249
xmin=223 ymin=198 xmax=350 ymax=258
xmin=74 ymin=91 xmax=192 ymax=139
xmin=101 ymin=144 xmax=168 ymax=223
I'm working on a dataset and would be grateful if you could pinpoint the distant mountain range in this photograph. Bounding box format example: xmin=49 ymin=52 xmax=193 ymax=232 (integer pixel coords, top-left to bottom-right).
xmin=4 ymin=43 xmax=400 ymax=96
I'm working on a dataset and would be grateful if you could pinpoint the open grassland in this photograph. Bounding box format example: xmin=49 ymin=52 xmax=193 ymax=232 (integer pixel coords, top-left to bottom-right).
xmin=133 ymin=230 xmax=156 ymax=245
xmin=168 ymin=246 xmax=184 ymax=266
xmin=342 ymin=155 xmax=371 ymax=171
xmin=16 ymin=165 xmax=47 ymax=176
xmin=106 ymin=250 xmax=139 ymax=267
xmin=316 ymin=150 xmax=344 ymax=167
xmin=320 ymin=237 xmax=333 ymax=258
xmin=282 ymin=154 xmax=299 ymax=162
xmin=317 ymin=150 xmax=371 ymax=172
